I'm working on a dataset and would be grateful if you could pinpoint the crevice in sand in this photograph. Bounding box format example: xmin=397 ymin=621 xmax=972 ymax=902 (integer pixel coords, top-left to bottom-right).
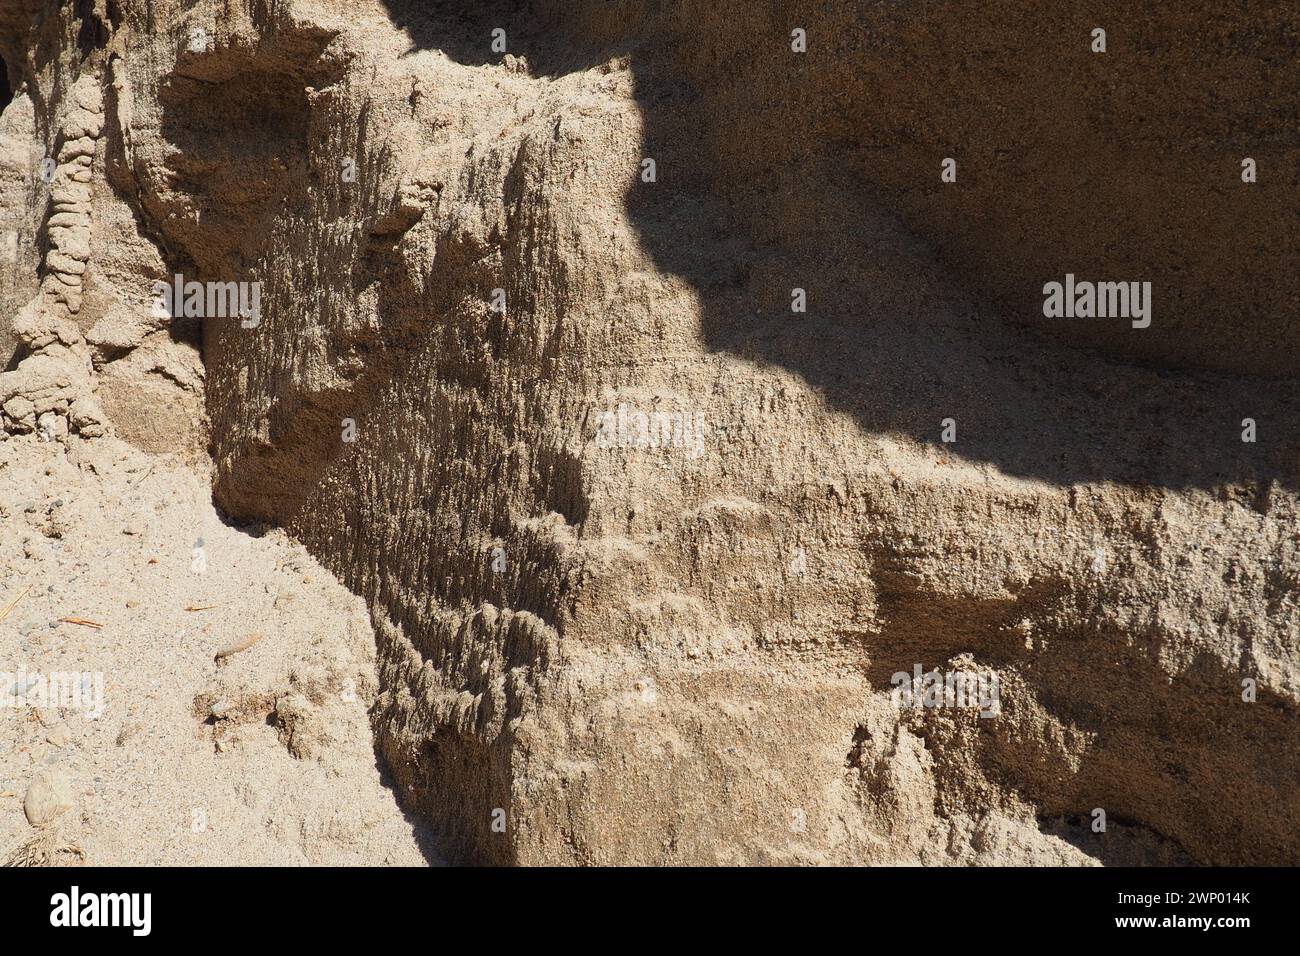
xmin=0 ymin=53 xmax=12 ymax=111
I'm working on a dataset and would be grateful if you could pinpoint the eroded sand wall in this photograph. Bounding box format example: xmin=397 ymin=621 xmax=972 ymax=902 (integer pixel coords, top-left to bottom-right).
xmin=2 ymin=0 xmax=1296 ymax=864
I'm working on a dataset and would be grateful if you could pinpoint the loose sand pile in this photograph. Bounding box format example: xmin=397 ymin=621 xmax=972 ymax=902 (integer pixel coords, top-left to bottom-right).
xmin=0 ymin=433 xmax=432 ymax=865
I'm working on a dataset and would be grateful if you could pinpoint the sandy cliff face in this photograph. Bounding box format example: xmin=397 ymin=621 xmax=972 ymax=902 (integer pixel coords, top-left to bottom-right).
xmin=1 ymin=0 xmax=1296 ymax=865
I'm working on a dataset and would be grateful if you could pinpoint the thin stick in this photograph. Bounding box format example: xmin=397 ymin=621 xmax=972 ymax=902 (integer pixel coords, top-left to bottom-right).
xmin=59 ymin=617 xmax=104 ymax=629
xmin=0 ymin=584 xmax=32 ymax=623
xmin=214 ymin=633 xmax=263 ymax=661
xmin=131 ymin=462 xmax=156 ymax=489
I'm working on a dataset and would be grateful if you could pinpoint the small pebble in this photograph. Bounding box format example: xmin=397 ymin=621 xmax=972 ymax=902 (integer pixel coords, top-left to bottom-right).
xmin=24 ymin=767 xmax=74 ymax=826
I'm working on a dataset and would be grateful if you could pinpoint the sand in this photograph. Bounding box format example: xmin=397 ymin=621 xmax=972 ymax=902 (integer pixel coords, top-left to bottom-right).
xmin=0 ymin=433 xmax=434 ymax=865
